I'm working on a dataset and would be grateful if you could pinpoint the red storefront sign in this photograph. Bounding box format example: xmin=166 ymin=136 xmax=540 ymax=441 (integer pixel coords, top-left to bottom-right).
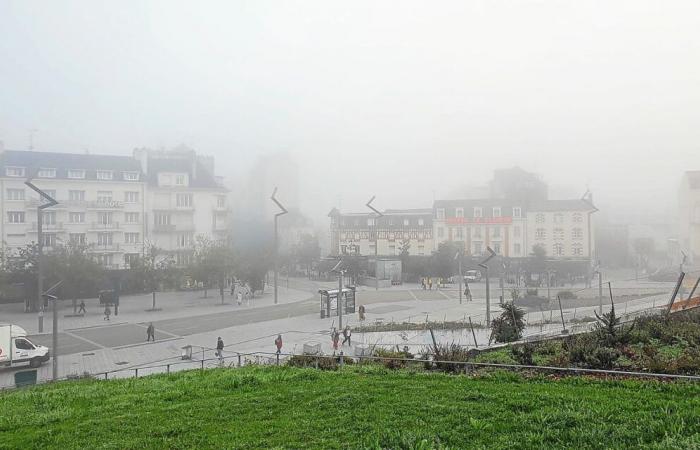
xmin=445 ymin=217 xmax=513 ymax=225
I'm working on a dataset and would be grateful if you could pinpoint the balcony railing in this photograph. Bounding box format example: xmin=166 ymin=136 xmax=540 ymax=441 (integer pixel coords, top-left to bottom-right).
xmin=88 ymin=243 xmax=121 ymax=252
xmin=29 ymin=222 xmax=64 ymax=231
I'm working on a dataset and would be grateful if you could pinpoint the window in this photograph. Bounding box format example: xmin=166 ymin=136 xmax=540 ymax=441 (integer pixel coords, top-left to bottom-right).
xmin=388 ymin=245 xmax=396 ymax=255
xmin=572 ymin=243 xmax=583 ymax=256
xmin=474 ymin=207 xmax=483 ymax=218
xmin=437 ymin=227 xmax=444 ymax=238
xmin=42 ymin=190 xmax=56 ymax=200
xmin=492 ymin=207 xmax=501 ymax=217
xmin=155 ymin=213 xmax=171 ymax=225
xmin=493 ymin=243 xmax=501 ymax=254
xmin=124 ymin=191 xmax=139 ymax=203
xmin=69 ymin=233 xmax=86 ymax=245
xmin=176 ymin=252 xmax=191 ymax=266
xmin=125 ymin=212 xmax=139 ymax=224
xmin=69 ymin=212 xmax=85 ymax=223
xmin=553 ymin=243 xmax=564 ymax=256
xmin=123 ymin=172 xmax=139 ymax=181
xmin=535 ymin=213 xmax=545 ymax=223
xmin=97 ymin=254 xmax=113 ymax=266
xmin=177 ymin=233 xmax=192 ymax=248
xmin=553 ymin=228 xmax=564 ymax=240
xmin=436 ymin=208 xmax=445 ymax=220
xmin=38 ymin=168 xmax=56 ymax=178
xmin=125 ymin=232 xmax=140 ymax=244
xmin=97 ymin=170 xmax=113 ymax=180
xmin=403 ymin=219 xmax=410 ymax=226
xmin=492 ymin=227 xmax=501 ymax=238
xmin=15 ymin=338 xmax=34 ymax=350
xmin=418 ymin=218 xmax=424 ymax=226
xmin=514 ymin=226 xmax=521 ymax=237
xmin=97 ymin=212 xmax=113 ymax=225
xmin=175 ymin=174 xmax=186 ymax=185
xmin=367 ymin=218 xmax=375 ymax=226
xmin=553 ymin=213 xmax=564 ymax=224
xmin=124 ymin=253 xmax=139 ymax=268
xmin=455 ymin=228 xmax=463 ymax=239
xmin=68 ymin=169 xmax=85 ymax=179
xmin=472 ymin=241 xmax=483 ymax=255
xmin=97 ymin=233 xmax=113 ymax=246
xmin=6 ymin=167 xmax=25 ymax=177
xmin=42 ymin=211 xmax=56 ymax=225
xmin=176 ymin=193 xmax=193 ymax=207
xmin=473 ymin=227 xmax=482 ymax=238
xmin=513 ymin=207 xmax=521 ymax=218
xmin=535 ymin=228 xmax=546 ymax=240
xmin=572 ymin=228 xmax=583 ymax=240
xmin=572 ymin=213 xmax=583 ymax=223
xmin=514 ymin=243 xmax=521 ymax=255
xmin=69 ymin=190 xmax=85 ymax=201
xmin=6 ymin=189 xmax=25 ymax=200
xmin=42 ymin=233 xmax=56 ymax=247
xmin=7 ymin=211 xmax=25 ymax=223
xmin=456 ymin=207 xmax=464 ymax=218
xmin=97 ymin=191 xmax=112 ymax=203
xmin=217 ymin=195 xmax=226 ymax=208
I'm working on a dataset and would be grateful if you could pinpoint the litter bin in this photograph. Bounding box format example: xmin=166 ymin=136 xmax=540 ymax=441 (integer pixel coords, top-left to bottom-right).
xmin=15 ymin=370 xmax=37 ymax=388
xmin=181 ymin=345 xmax=192 ymax=360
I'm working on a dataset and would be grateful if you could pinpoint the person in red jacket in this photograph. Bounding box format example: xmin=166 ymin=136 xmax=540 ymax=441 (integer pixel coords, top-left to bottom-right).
xmin=275 ymin=334 xmax=283 ymax=354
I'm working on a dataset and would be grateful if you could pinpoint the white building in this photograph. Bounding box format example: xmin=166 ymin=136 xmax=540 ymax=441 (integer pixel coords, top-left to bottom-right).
xmin=0 ymin=148 xmax=227 ymax=269
xmin=526 ymin=200 xmax=597 ymax=259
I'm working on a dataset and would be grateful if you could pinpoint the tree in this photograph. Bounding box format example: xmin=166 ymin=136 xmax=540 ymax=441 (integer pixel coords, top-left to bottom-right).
xmin=43 ymin=242 xmax=103 ymax=313
xmin=431 ymin=241 xmax=460 ymax=280
xmin=193 ymin=235 xmax=235 ymax=304
xmin=294 ymin=233 xmax=321 ymax=278
xmin=398 ymin=239 xmax=411 ymax=276
xmin=140 ymin=242 xmax=177 ymax=310
xmin=490 ymin=302 xmax=526 ymax=343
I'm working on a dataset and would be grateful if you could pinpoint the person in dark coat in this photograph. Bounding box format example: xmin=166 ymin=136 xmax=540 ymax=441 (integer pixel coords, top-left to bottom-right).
xmin=342 ymin=326 xmax=352 ymax=346
xmin=146 ymin=323 xmax=155 ymax=341
xmin=216 ymin=337 xmax=224 ymax=360
xmin=78 ymin=300 xmax=86 ymax=314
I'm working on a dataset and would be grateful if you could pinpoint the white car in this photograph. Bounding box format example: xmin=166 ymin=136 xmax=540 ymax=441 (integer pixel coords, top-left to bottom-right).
xmin=0 ymin=324 xmax=50 ymax=368
xmin=464 ymin=270 xmax=482 ymax=282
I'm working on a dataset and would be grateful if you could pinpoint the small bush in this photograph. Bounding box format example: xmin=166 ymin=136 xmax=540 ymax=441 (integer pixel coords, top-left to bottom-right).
xmin=511 ymin=344 xmax=535 ymax=365
xmin=423 ymin=343 xmax=471 ymax=373
xmin=373 ymin=348 xmax=413 ymax=370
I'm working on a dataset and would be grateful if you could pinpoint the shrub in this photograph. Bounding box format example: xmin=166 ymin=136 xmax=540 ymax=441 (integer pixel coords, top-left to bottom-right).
xmin=423 ymin=343 xmax=471 ymax=373
xmin=511 ymin=343 xmax=535 ymax=365
xmin=373 ymin=348 xmax=412 ymax=370
xmin=286 ymin=354 xmax=354 ymax=370
xmin=490 ymin=302 xmax=526 ymax=343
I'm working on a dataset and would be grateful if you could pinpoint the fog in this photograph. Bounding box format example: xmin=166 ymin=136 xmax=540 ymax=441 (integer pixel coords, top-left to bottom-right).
xmin=2 ymin=0 xmax=700 ymax=223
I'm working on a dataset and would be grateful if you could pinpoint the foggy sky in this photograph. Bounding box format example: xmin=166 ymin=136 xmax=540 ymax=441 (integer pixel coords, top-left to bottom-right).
xmin=1 ymin=1 xmax=699 ymax=224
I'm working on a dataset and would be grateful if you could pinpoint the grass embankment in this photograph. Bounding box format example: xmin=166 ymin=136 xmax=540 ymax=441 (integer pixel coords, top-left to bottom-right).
xmin=2 ymin=366 xmax=699 ymax=449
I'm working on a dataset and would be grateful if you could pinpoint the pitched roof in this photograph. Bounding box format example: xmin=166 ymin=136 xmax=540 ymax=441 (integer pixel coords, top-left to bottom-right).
xmin=529 ymin=199 xmax=596 ymax=212
xmin=146 ymin=157 xmax=223 ymax=189
xmin=0 ymin=149 xmax=143 ymax=181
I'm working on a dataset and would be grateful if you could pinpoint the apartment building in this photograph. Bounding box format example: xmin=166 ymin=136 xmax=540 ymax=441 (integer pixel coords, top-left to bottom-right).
xmin=526 ymin=200 xmax=597 ymax=259
xmin=0 ymin=147 xmax=228 ymax=268
xmin=329 ymin=208 xmax=433 ymax=256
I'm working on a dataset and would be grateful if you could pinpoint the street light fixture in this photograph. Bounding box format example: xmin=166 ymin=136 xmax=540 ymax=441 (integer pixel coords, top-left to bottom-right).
xmin=270 ymin=187 xmax=288 ymax=305
xmin=366 ymin=196 xmax=383 ymax=291
xmin=478 ymin=246 xmax=497 ymax=326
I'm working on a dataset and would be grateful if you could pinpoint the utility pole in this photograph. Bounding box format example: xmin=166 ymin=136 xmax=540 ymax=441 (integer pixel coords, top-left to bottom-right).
xmin=478 ymin=246 xmax=497 ymax=326
xmin=366 ymin=196 xmax=383 ymax=290
xmin=270 ymin=188 xmax=288 ymax=305
xmin=598 ymin=270 xmax=603 ymax=315
xmin=456 ymin=252 xmax=463 ymax=304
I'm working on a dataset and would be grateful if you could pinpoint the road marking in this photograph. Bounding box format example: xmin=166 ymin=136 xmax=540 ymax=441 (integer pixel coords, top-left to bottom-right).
xmin=408 ymin=290 xmax=419 ymax=301
xmin=64 ymin=331 xmax=107 ymax=349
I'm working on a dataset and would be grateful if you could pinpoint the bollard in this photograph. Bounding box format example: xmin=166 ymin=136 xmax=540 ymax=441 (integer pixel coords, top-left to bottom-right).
xmin=339 ymin=352 xmax=344 ymax=368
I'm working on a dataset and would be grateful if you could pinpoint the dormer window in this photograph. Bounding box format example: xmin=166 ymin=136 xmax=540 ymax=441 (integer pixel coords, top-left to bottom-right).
xmin=97 ymin=170 xmax=113 ymax=180
xmin=492 ymin=207 xmax=501 ymax=217
xmin=6 ymin=167 xmax=26 ymax=177
xmin=474 ymin=207 xmax=483 ymax=218
xmin=38 ymin=168 xmax=56 ymax=178
xmin=123 ymin=172 xmax=139 ymax=181
xmin=175 ymin=174 xmax=186 ymax=186
xmin=513 ymin=207 xmax=522 ymax=218
xmin=455 ymin=207 xmax=464 ymax=218
xmin=68 ymin=169 xmax=85 ymax=179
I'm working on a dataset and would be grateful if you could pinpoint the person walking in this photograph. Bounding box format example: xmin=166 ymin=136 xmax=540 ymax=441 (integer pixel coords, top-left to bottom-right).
xmin=78 ymin=300 xmax=86 ymax=315
xmin=421 ymin=278 xmax=426 ymax=290
xmin=358 ymin=304 xmax=366 ymax=322
xmin=331 ymin=329 xmax=340 ymax=354
xmin=428 ymin=277 xmax=433 ymax=290
xmin=146 ymin=323 xmax=155 ymax=342
xmin=237 ymin=289 xmax=243 ymax=306
xmin=216 ymin=337 xmax=224 ymax=362
xmin=342 ymin=326 xmax=352 ymax=346
xmin=103 ymin=306 xmax=111 ymax=321
xmin=275 ymin=334 xmax=283 ymax=354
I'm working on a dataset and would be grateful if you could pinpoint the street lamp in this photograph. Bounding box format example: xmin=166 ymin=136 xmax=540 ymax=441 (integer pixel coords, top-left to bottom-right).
xmin=270 ymin=187 xmax=288 ymax=305
xmin=366 ymin=196 xmax=383 ymax=290
xmin=478 ymin=246 xmax=497 ymax=326
xmin=331 ymin=259 xmax=346 ymax=330
xmin=455 ymin=251 xmax=463 ymax=304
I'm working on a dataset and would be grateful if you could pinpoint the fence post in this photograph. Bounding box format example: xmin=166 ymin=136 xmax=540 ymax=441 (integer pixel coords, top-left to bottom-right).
xmin=135 ymin=368 xmax=138 ymax=378
xmin=238 ymin=353 xmax=242 ymax=367
xmin=276 ymin=353 xmax=280 ymax=366
xmin=339 ymin=352 xmax=344 ymax=368
xmin=201 ymin=360 xmax=204 ymax=371
xmin=315 ymin=356 xmax=319 ymax=369
xmin=167 ymin=364 xmax=170 ymax=375
xmin=104 ymin=372 xmax=108 ymax=380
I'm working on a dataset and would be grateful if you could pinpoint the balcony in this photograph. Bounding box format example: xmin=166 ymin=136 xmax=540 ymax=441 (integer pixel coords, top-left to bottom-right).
xmin=87 ymin=200 xmax=124 ymax=210
xmin=89 ymin=221 xmax=121 ymax=231
xmin=29 ymin=222 xmax=64 ymax=232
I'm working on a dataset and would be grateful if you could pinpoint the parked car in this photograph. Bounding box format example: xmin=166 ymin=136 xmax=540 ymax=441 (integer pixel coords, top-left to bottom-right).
xmin=464 ymin=270 xmax=482 ymax=282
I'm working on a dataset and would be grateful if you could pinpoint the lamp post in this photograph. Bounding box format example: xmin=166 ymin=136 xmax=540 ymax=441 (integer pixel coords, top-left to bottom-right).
xmin=366 ymin=196 xmax=383 ymax=290
xmin=270 ymin=187 xmax=288 ymax=305
xmin=331 ymin=260 xmax=345 ymax=330
xmin=478 ymin=246 xmax=497 ymax=326
xmin=455 ymin=251 xmax=463 ymax=304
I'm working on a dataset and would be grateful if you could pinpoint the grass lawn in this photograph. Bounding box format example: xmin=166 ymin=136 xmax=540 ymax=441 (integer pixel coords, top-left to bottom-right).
xmin=1 ymin=366 xmax=699 ymax=449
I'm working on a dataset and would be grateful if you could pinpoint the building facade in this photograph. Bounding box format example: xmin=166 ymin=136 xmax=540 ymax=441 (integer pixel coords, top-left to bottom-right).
xmin=526 ymin=200 xmax=596 ymax=260
xmin=679 ymin=171 xmax=700 ymax=264
xmin=329 ymin=208 xmax=434 ymax=256
xmin=0 ymin=148 xmax=227 ymax=269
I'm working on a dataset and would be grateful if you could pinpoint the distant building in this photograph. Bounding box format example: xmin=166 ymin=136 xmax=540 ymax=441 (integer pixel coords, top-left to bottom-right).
xmin=0 ymin=147 xmax=227 ymax=269
xmin=329 ymin=208 xmax=433 ymax=256
xmin=526 ymin=199 xmax=597 ymax=260
xmin=679 ymin=171 xmax=700 ymax=264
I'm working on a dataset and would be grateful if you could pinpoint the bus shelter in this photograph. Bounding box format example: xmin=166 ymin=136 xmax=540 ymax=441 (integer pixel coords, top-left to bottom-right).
xmin=319 ymin=287 xmax=356 ymax=319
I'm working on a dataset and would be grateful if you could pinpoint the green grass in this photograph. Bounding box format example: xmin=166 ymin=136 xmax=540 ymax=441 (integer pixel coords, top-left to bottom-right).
xmin=1 ymin=367 xmax=700 ymax=449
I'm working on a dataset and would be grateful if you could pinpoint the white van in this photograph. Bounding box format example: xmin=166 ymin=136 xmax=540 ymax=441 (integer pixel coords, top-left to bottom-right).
xmin=0 ymin=324 xmax=50 ymax=368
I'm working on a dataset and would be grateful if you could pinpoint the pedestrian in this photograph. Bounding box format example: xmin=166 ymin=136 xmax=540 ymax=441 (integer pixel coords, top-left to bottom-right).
xmin=421 ymin=278 xmax=426 ymax=290
xmin=237 ymin=289 xmax=243 ymax=306
xmin=216 ymin=336 xmax=224 ymax=361
xmin=275 ymin=334 xmax=283 ymax=354
xmin=358 ymin=304 xmax=366 ymax=321
xmin=103 ymin=306 xmax=111 ymax=321
xmin=78 ymin=300 xmax=86 ymax=314
xmin=465 ymin=285 xmax=472 ymax=302
xmin=342 ymin=326 xmax=351 ymax=346
xmin=428 ymin=277 xmax=433 ymax=290
xmin=146 ymin=323 xmax=155 ymax=342
xmin=332 ymin=329 xmax=340 ymax=353
xmin=230 ymin=283 xmax=235 ymax=297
